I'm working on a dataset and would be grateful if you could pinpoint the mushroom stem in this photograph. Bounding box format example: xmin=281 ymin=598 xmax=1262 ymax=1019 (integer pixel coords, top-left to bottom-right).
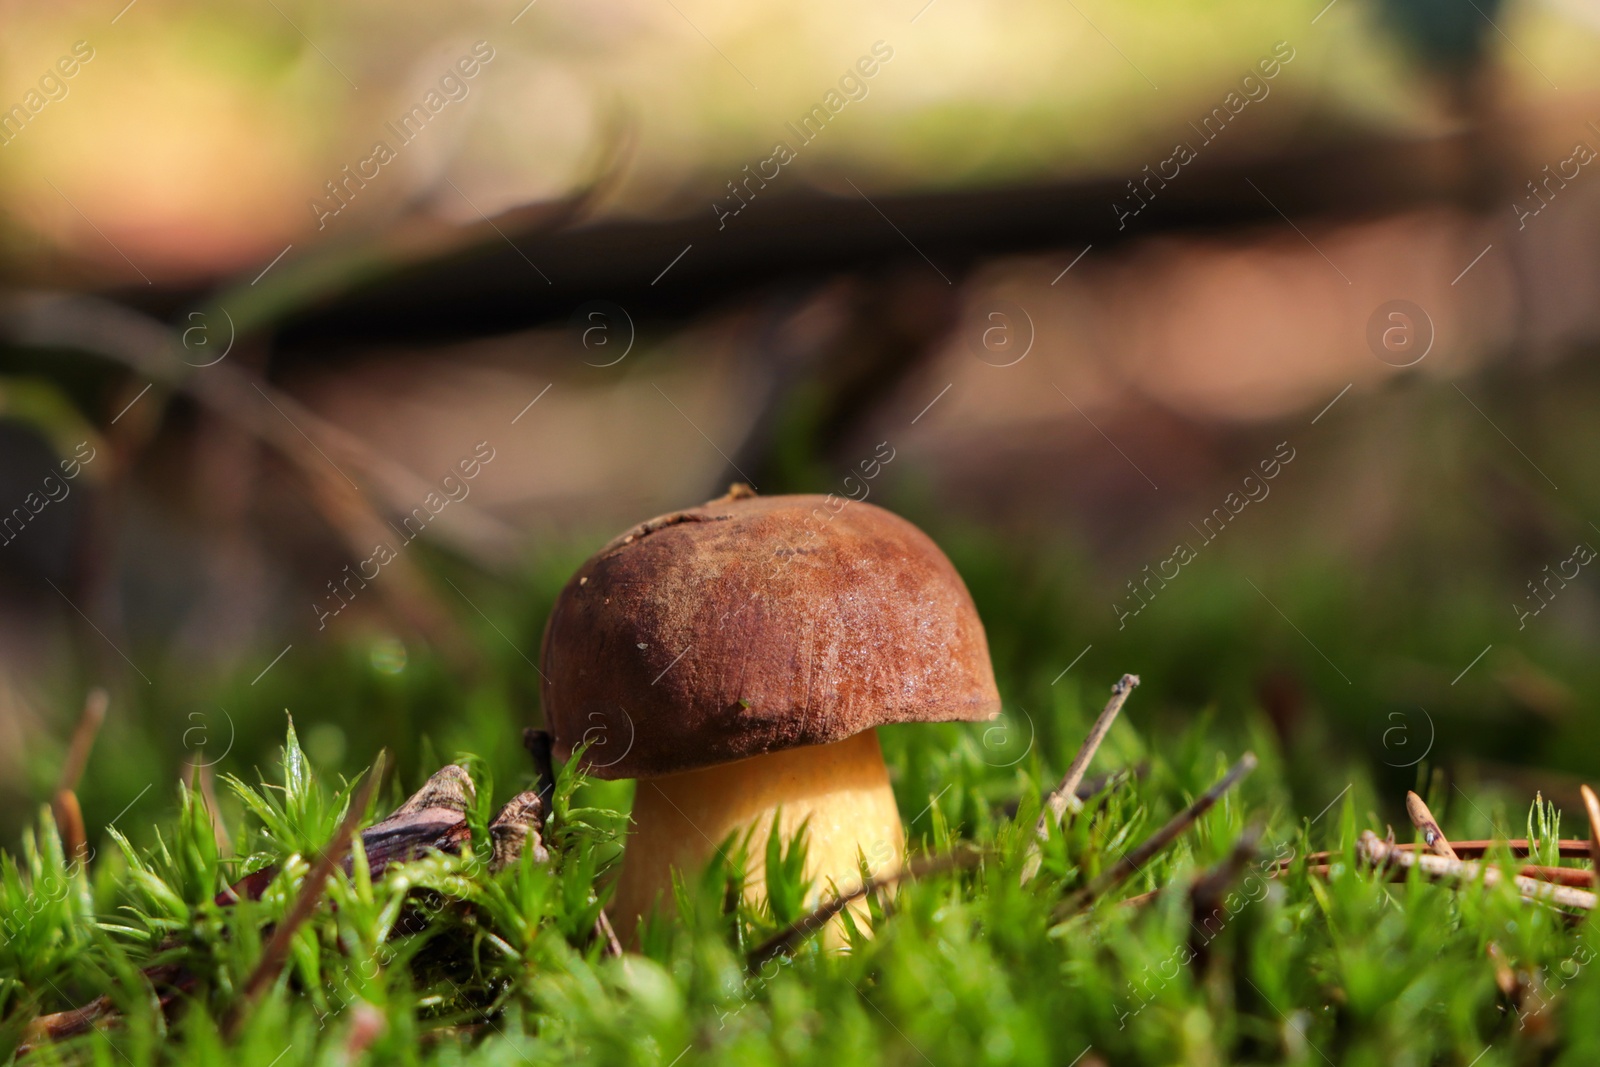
xmin=611 ymin=729 xmax=905 ymax=942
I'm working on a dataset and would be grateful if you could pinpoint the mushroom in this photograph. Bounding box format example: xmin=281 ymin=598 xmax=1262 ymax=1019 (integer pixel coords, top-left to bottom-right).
xmin=539 ymin=486 xmax=1000 ymax=939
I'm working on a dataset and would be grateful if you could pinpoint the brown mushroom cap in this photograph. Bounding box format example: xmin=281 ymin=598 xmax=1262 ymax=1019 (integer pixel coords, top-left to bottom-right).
xmin=539 ymin=488 xmax=1001 ymax=779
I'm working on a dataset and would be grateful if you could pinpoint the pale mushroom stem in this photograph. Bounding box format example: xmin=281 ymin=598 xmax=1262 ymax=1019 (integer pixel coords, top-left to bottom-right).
xmin=610 ymin=729 xmax=905 ymax=942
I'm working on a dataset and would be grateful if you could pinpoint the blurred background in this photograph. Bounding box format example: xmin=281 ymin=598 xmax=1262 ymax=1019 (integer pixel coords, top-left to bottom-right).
xmin=2 ymin=0 xmax=1599 ymax=846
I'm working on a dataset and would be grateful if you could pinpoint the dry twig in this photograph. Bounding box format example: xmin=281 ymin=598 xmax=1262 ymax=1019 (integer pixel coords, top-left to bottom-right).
xmin=1404 ymin=791 xmax=1459 ymax=860
xmin=50 ymin=689 xmax=108 ymax=861
xmin=50 ymin=790 xmax=86 ymax=867
xmin=1187 ymin=824 xmax=1264 ymax=972
xmin=1021 ymin=673 xmax=1139 ymax=884
xmin=1056 ymin=752 xmax=1257 ymax=919
xmin=55 ymin=689 xmax=107 ymax=796
xmin=1302 ymin=861 xmax=1594 ymax=888
xmin=1276 ymin=839 xmax=1593 ymax=872
xmin=593 ymin=910 xmax=624 ymax=959
xmin=227 ymin=752 xmax=389 ymax=1036
xmin=749 ymin=847 xmax=983 ymax=967
xmin=1357 ymin=831 xmax=1597 ymax=911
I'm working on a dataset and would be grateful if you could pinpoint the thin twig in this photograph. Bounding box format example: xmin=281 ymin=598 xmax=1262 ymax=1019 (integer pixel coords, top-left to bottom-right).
xmin=1057 ymin=752 xmax=1257 ymax=918
xmin=1517 ymin=864 xmax=1598 ymax=888
xmin=1486 ymin=941 xmax=1520 ymax=999
xmin=749 ymin=847 xmax=983 ymax=967
xmin=1580 ymin=784 xmax=1600 ymax=889
xmin=56 ymin=688 xmax=108 ymax=795
xmin=1021 ymin=673 xmax=1139 ymax=884
xmin=1301 ymin=861 xmax=1595 ymax=888
xmin=1404 ymin=791 xmax=1458 ymax=860
xmin=227 ymin=752 xmax=388 ymax=1037
xmin=51 ymin=689 xmax=108 ymax=860
xmin=593 ymin=909 xmax=624 ymax=958
xmin=1187 ymin=824 xmax=1264 ymax=972
xmin=1357 ymin=831 xmax=1597 ymax=910
xmin=1276 ymin=839 xmax=1594 ymax=870
xmin=52 ymin=789 xmax=87 ymax=864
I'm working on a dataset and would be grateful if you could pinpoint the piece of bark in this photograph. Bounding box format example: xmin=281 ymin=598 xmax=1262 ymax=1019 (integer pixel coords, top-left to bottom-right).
xmin=489 ymin=790 xmax=548 ymax=870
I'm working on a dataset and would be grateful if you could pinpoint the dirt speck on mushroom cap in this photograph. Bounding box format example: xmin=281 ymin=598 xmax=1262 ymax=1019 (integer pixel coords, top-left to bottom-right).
xmin=539 ymin=490 xmax=1001 ymax=779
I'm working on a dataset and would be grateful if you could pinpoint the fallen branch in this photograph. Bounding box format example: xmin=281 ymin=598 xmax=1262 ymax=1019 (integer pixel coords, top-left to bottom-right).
xmin=1276 ymin=839 xmax=1593 ymax=871
xmin=1302 ymin=861 xmax=1595 ymax=889
xmin=1021 ymin=673 xmax=1139 ymax=885
xmin=227 ymin=752 xmax=390 ymax=1035
xmin=1187 ymin=824 xmax=1264 ymax=972
xmin=1057 ymin=752 xmax=1257 ymax=919
xmin=1404 ymin=791 xmax=1458 ymax=860
xmin=1356 ymin=831 xmax=1597 ymax=911
xmin=748 ymin=847 xmax=983 ymax=968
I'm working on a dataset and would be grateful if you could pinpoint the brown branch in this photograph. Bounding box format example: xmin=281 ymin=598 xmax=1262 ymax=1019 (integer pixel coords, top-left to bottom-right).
xmin=1302 ymin=861 xmax=1595 ymax=888
xmin=227 ymin=752 xmax=388 ymax=1037
xmin=1356 ymin=831 xmax=1597 ymax=910
xmin=1486 ymin=940 xmax=1520 ymax=1000
xmin=748 ymin=847 xmax=983 ymax=968
xmin=1057 ymin=752 xmax=1257 ymax=919
xmin=1277 ymin=839 xmax=1594 ymax=871
xmin=1021 ymin=673 xmax=1139 ymax=885
xmin=56 ymin=688 xmax=107 ymax=795
xmin=50 ymin=790 xmax=87 ymax=866
xmin=1186 ymin=824 xmax=1264 ymax=973
xmin=50 ymin=689 xmax=108 ymax=862
xmin=1404 ymin=791 xmax=1459 ymax=860
xmin=1517 ymin=865 xmax=1598 ymax=888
